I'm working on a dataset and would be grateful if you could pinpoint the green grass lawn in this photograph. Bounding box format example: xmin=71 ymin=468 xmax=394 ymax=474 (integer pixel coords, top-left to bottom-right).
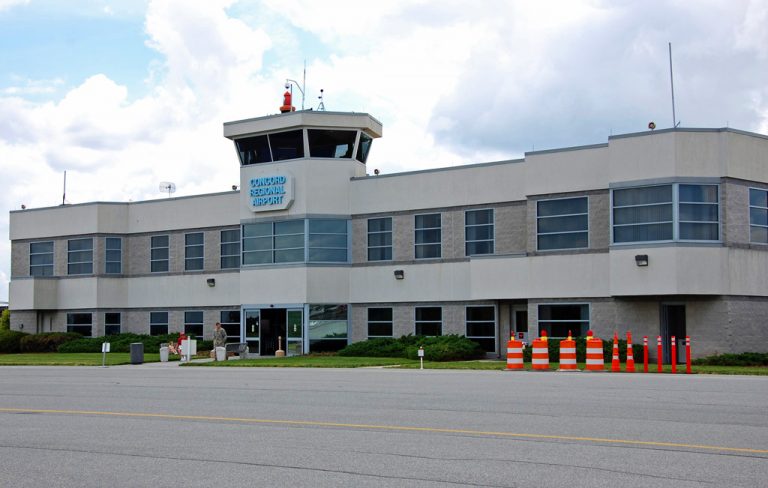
xmin=0 ymin=353 xmax=168 ymax=366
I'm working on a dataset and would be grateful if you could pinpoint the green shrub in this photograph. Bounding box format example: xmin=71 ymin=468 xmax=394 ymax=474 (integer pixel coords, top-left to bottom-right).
xmin=338 ymin=338 xmax=408 ymax=358
xmin=339 ymin=334 xmax=484 ymax=362
xmin=0 ymin=330 xmax=28 ymax=353
xmin=57 ymin=333 xmax=181 ymax=353
xmin=692 ymin=352 xmax=768 ymax=366
xmin=20 ymin=332 xmax=82 ymax=353
xmin=0 ymin=309 xmax=10 ymax=331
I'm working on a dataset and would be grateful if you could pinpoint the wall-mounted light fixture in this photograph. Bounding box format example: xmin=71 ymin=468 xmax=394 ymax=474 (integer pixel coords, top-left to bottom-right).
xmin=206 ymin=278 xmax=216 ymax=287
xmin=394 ymin=269 xmax=405 ymax=280
xmin=635 ymin=254 xmax=649 ymax=267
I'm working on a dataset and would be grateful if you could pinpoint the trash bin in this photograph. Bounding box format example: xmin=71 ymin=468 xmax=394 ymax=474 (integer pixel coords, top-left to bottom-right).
xmin=159 ymin=346 xmax=169 ymax=362
xmin=130 ymin=342 xmax=144 ymax=365
xmin=215 ymin=346 xmax=226 ymax=361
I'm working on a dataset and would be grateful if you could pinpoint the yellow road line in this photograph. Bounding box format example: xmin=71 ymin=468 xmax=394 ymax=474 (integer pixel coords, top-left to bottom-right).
xmin=1 ymin=407 xmax=766 ymax=455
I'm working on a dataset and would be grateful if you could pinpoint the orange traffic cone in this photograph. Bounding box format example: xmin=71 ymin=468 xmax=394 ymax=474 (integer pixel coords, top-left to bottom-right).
xmin=531 ymin=330 xmax=549 ymax=371
xmin=584 ymin=330 xmax=604 ymax=372
xmin=558 ymin=330 xmax=578 ymax=371
xmin=625 ymin=331 xmax=636 ymax=373
xmin=505 ymin=336 xmax=524 ymax=370
xmin=611 ymin=331 xmax=621 ymax=372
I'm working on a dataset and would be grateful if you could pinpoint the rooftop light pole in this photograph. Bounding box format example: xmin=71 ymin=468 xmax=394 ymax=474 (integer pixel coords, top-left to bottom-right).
xmin=286 ymin=61 xmax=307 ymax=110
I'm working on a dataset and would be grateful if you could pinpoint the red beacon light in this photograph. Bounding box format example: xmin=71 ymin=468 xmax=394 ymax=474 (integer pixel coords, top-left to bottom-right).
xmin=280 ymin=90 xmax=295 ymax=113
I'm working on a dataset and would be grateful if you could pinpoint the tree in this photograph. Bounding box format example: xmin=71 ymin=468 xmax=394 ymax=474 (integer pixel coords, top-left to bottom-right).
xmin=0 ymin=309 xmax=9 ymax=331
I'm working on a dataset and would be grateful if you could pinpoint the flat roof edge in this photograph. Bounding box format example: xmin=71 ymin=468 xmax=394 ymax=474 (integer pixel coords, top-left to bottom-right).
xmin=351 ymin=158 xmax=526 ymax=181
xmin=223 ymin=110 xmax=382 ymax=128
xmin=609 ymin=127 xmax=768 ymax=142
xmin=525 ymin=142 xmax=609 ymax=156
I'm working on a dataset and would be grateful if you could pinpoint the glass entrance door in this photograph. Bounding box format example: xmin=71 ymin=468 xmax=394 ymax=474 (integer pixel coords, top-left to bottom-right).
xmin=244 ymin=309 xmax=260 ymax=355
xmin=661 ymin=304 xmax=686 ymax=364
xmin=286 ymin=308 xmax=303 ymax=356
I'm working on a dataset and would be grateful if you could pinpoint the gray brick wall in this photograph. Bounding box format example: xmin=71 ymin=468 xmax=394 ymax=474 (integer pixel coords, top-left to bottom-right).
xmin=496 ymin=203 xmax=526 ymax=254
xmin=393 ymin=214 xmax=413 ymax=261
xmin=722 ymin=180 xmax=751 ymax=246
xmin=589 ymin=192 xmax=610 ymax=250
xmin=11 ymin=242 xmax=27 ymax=277
xmin=351 ymin=218 xmax=367 ymax=264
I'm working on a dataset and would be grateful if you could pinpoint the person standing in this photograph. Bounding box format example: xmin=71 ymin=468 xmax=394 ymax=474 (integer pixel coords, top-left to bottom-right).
xmin=213 ymin=322 xmax=227 ymax=360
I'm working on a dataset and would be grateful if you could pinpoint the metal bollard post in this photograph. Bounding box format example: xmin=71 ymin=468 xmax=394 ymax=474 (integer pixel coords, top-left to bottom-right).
xmin=643 ymin=336 xmax=648 ymax=373
xmin=671 ymin=336 xmax=677 ymax=374
xmin=686 ymin=336 xmax=692 ymax=374
xmin=657 ymin=335 xmax=662 ymax=373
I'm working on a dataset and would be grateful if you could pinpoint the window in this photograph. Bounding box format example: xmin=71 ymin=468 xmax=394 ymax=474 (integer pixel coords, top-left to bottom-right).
xmin=151 ymin=235 xmax=169 ymax=272
xmin=465 ymin=209 xmax=494 ymax=256
xmin=185 ymin=232 xmax=204 ymax=271
xmin=415 ymin=307 xmax=442 ymax=336
xmin=466 ymin=306 xmax=496 ymax=352
xmin=235 ymin=129 xmax=305 ymax=165
xmin=415 ymin=214 xmax=441 ymax=259
xmin=30 ymin=241 xmax=53 ymax=276
xmin=220 ymin=310 xmax=241 ymax=342
xmin=150 ymin=312 xmax=168 ymax=336
xmin=308 ymin=219 xmax=348 ymax=262
xmin=368 ymin=218 xmax=392 ymax=261
xmin=749 ymin=188 xmax=767 ymax=244
xmin=612 ymin=184 xmax=719 ymax=243
xmin=105 ymin=237 xmax=122 ymax=274
xmin=308 ymin=130 xmax=356 ymax=158
xmin=67 ymin=313 xmax=92 ymax=336
xmin=309 ymin=304 xmax=348 ymax=352
xmin=68 ymin=238 xmax=93 ymax=275
xmin=236 ymin=135 xmax=271 ymax=165
xmin=537 ymin=197 xmax=588 ymax=251
xmin=104 ymin=312 xmax=121 ymax=336
xmin=184 ymin=311 xmax=204 ymax=338
xmin=356 ymin=133 xmax=372 ymax=163
xmin=537 ymin=304 xmax=589 ymax=338
xmin=367 ymin=308 xmax=393 ymax=338
xmin=220 ymin=229 xmax=241 ymax=269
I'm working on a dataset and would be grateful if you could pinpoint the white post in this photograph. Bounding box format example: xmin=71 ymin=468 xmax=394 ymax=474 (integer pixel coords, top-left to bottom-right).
xmin=418 ymin=346 xmax=424 ymax=370
xmin=101 ymin=342 xmax=110 ymax=368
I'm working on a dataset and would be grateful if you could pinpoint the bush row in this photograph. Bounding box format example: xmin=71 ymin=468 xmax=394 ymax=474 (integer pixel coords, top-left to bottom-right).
xmin=0 ymin=330 xmax=28 ymax=353
xmin=339 ymin=335 xmax=484 ymax=362
xmin=692 ymin=352 xmax=768 ymax=366
xmin=57 ymin=333 xmax=213 ymax=353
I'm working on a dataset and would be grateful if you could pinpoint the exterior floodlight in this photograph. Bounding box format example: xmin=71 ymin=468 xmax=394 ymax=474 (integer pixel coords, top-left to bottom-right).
xmin=635 ymin=255 xmax=649 ymax=267
xmin=207 ymin=278 xmax=216 ymax=287
xmin=394 ymin=269 xmax=405 ymax=280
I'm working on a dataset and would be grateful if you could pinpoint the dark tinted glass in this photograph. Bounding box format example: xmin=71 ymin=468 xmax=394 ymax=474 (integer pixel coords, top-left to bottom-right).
xmin=308 ymin=130 xmax=356 ymax=158
xmin=269 ymin=130 xmax=304 ymax=161
xmin=236 ymin=135 xmax=272 ymax=165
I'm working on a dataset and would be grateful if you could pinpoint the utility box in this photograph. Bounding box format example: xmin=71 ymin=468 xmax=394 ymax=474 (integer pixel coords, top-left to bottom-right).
xmin=130 ymin=343 xmax=144 ymax=365
xmin=159 ymin=346 xmax=169 ymax=362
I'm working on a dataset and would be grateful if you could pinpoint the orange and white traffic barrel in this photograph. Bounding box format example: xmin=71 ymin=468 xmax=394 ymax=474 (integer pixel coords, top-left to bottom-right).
xmin=584 ymin=331 xmax=604 ymax=372
xmin=558 ymin=331 xmax=578 ymax=371
xmin=506 ymin=337 xmax=524 ymax=370
xmin=531 ymin=331 xmax=549 ymax=371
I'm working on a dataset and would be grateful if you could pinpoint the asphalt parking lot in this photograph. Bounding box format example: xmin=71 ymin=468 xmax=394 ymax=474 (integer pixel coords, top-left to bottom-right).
xmin=1 ymin=365 xmax=766 ymax=487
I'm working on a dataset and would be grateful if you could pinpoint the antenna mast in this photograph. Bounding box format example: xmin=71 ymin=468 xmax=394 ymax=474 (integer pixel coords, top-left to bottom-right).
xmin=62 ymin=170 xmax=67 ymax=205
xmin=669 ymin=42 xmax=678 ymax=127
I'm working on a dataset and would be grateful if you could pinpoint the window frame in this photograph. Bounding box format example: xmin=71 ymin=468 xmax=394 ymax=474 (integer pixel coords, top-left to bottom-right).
xmin=611 ymin=183 xmax=721 ymax=244
xmin=749 ymin=187 xmax=768 ymax=245
xmin=367 ymin=307 xmax=393 ymax=338
xmin=149 ymin=311 xmax=169 ymax=336
xmin=242 ymin=219 xmax=349 ymax=266
xmin=465 ymin=305 xmax=496 ymax=353
xmin=184 ymin=310 xmax=204 ymax=338
xmin=367 ymin=217 xmax=393 ymax=262
xmin=29 ymin=240 xmax=54 ymax=277
xmin=220 ymin=310 xmax=241 ymax=343
xmin=465 ymin=208 xmax=495 ymax=256
xmin=414 ymin=213 xmax=442 ymax=260
xmin=414 ymin=306 xmax=442 ymax=337
xmin=104 ymin=312 xmax=121 ymax=336
xmin=67 ymin=312 xmax=93 ymax=337
xmin=537 ymin=303 xmax=590 ymax=338
xmin=67 ymin=238 xmax=94 ymax=276
xmin=150 ymin=235 xmax=170 ymax=273
xmin=184 ymin=232 xmax=205 ymax=271
xmin=105 ymin=237 xmax=122 ymax=274
xmin=536 ymin=196 xmax=589 ymax=251
xmin=220 ymin=229 xmax=241 ymax=269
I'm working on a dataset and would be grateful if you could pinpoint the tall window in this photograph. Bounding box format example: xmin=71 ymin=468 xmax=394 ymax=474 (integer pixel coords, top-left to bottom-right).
xmin=68 ymin=238 xmax=93 ymax=275
xmin=537 ymin=197 xmax=588 ymax=251
xmin=150 ymin=235 xmax=169 ymax=272
xmin=104 ymin=312 xmax=121 ymax=336
xmin=309 ymin=304 xmax=348 ymax=352
xmin=368 ymin=218 xmax=392 ymax=261
xmin=367 ymin=308 xmax=393 ymax=338
xmin=415 ymin=307 xmax=442 ymax=336
xmin=29 ymin=241 xmax=53 ymax=276
xmin=415 ymin=214 xmax=441 ymax=259
xmin=105 ymin=237 xmax=122 ymax=274
xmin=307 ymin=129 xmax=356 ymax=158
xmin=149 ymin=312 xmax=168 ymax=336
xmin=220 ymin=310 xmax=241 ymax=342
xmin=612 ymin=184 xmax=719 ymax=243
xmin=220 ymin=229 xmax=241 ymax=269
xmin=308 ymin=219 xmax=348 ymax=262
xmin=538 ymin=304 xmax=589 ymax=338
xmin=466 ymin=306 xmax=495 ymax=352
xmin=184 ymin=311 xmax=204 ymax=338
xmin=749 ymin=188 xmax=768 ymax=244
xmin=67 ymin=313 xmax=92 ymax=336
xmin=465 ymin=209 xmax=494 ymax=256
xmin=185 ymin=232 xmax=204 ymax=271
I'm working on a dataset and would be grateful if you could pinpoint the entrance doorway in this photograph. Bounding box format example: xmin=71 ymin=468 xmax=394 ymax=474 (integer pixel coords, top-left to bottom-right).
xmin=511 ymin=305 xmax=529 ymax=344
xmin=660 ymin=304 xmax=686 ymax=364
xmin=242 ymin=307 xmax=305 ymax=356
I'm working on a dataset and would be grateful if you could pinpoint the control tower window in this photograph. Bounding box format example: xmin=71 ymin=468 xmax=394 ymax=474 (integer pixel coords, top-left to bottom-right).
xmin=270 ymin=129 xmax=304 ymax=161
xmin=236 ymin=135 xmax=271 ymax=165
xmin=356 ymin=133 xmax=372 ymax=163
xmin=308 ymin=130 xmax=356 ymax=158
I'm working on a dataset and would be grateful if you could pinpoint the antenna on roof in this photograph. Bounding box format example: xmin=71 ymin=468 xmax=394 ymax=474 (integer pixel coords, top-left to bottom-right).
xmin=285 ymin=60 xmax=307 ymax=110
xmin=669 ymin=42 xmax=680 ymax=128
xmin=317 ymin=89 xmax=325 ymax=111
xmin=159 ymin=182 xmax=176 ymax=198
xmin=61 ymin=170 xmax=67 ymax=205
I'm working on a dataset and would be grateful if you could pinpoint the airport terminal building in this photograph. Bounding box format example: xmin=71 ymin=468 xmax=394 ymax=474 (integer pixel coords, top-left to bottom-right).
xmin=8 ymin=108 xmax=768 ymax=361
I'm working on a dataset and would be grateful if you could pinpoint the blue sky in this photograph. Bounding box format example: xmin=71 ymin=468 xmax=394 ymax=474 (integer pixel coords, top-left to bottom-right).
xmin=1 ymin=0 xmax=767 ymax=301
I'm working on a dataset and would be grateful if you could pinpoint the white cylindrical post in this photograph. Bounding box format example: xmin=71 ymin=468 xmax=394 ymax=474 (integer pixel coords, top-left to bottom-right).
xmin=418 ymin=346 xmax=424 ymax=370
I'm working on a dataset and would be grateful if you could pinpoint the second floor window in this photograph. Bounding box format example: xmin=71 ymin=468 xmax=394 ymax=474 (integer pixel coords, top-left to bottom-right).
xmin=415 ymin=214 xmax=441 ymax=259
xmin=537 ymin=197 xmax=588 ymax=251
xmin=221 ymin=229 xmax=241 ymax=269
xmin=185 ymin=232 xmax=204 ymax=271
xmin=151 ymin=235 xmax=169 ymax=272
xmin=465 ymin=209 xmax=494 ymax=256
xmin=368 ymin=217 xmax=392 ymax=261
xmin=68 ymin=238 xmax=93 ymax=275
xmin=105 ymin=237 xmax=122 ymax=274
xmin=30 ymin=241 xmax=53 ymax=276
xmin=749 ymin=188 xmax=767 ymax=244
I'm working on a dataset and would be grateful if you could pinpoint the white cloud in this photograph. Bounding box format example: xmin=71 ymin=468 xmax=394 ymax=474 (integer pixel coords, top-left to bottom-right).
xmin=0 ymin=0 xmax=27 ymax=12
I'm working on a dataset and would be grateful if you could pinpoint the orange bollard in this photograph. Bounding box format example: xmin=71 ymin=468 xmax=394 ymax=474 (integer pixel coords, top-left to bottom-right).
xmin=584 ymin=331 xmax=604 ymax=372
xmin=611 ymin=331 xmax=621 ymax=372
xmin=686 ymin=336 xmax=692 ymax=374
xmin=643 ymin=336 xmax=649 ymax=373
xmin=657 ymin=335 xmax=663 ymax=373
xmin=531 ymin=331 xmax=549 ymax=371
xmin=671 ymin=336 xmax=677 ymax=374
xmin=558 ymin=331 xmax=577 ymax=371
xmin=506 ymin=337 xmax=524 ymax=370
xmin=625 ymin=331 xmax=635 ymax=373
